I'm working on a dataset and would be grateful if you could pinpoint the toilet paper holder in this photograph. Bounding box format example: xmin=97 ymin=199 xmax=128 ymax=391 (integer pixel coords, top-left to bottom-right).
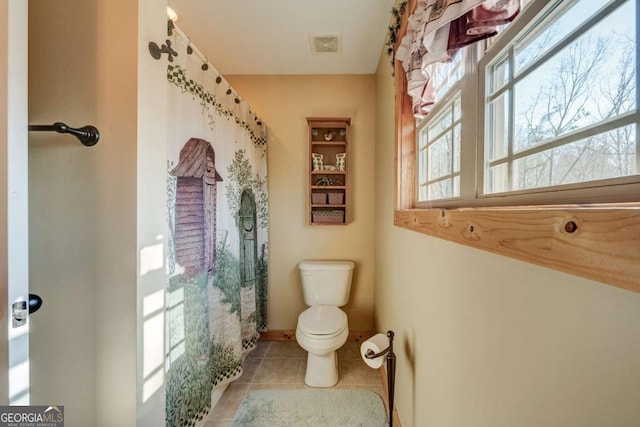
xmin=364 ymin=330 xmax=396 ymax=427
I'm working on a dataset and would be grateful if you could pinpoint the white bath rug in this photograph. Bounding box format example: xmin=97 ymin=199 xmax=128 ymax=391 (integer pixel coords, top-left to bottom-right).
xmin=230 ymin=389 xmax=387 ymax=426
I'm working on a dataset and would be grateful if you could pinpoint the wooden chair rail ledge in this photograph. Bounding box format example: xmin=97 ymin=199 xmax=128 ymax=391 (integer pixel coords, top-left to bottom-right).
xmin=394 ymin=206 xmax=640 ymax=294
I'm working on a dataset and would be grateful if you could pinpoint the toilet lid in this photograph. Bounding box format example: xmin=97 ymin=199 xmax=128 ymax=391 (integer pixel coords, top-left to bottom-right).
xmin=298 ymin=306 xmax=347 ymax=336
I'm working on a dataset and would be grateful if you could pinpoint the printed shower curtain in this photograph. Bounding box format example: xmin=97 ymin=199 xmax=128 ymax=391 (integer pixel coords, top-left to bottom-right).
xmin=164 ymin=24 xmax=269 ymax=427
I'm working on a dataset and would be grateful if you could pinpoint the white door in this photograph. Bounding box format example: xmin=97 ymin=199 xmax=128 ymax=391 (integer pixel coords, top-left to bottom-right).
xmin=0 ymin=0 xmax=30 ymax=405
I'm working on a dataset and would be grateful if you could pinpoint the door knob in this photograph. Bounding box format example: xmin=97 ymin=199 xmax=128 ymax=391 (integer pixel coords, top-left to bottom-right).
xmin=29 ymin=294 xmax=43 ymax=314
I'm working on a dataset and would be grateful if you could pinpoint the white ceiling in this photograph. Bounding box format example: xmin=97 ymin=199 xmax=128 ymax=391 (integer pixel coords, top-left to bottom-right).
xmin=167 ymin=0 xmax=396 ymax=75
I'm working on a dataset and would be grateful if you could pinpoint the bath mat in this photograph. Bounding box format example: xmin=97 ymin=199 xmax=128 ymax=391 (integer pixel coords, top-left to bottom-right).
xmin=230 ymin=389 xmax=387 ymax=427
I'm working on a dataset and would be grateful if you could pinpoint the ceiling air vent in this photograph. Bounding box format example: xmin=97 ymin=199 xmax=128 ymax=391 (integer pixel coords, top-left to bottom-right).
xmin=309 ymin=33 xmax=341 ymax=55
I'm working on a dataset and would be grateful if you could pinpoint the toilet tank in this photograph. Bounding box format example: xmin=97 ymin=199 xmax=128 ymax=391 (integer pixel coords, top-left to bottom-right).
xmin=298 ymin=260 xmax=355 ymax=306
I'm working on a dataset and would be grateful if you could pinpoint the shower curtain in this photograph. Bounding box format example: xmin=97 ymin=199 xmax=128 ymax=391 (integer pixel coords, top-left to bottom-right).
xmin=164 ymin=24 xmax=269 ymax=427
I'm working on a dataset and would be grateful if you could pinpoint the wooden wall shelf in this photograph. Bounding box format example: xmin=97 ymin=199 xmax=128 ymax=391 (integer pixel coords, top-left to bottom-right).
xmin=307 ymin=117 xmax=351 ymax=225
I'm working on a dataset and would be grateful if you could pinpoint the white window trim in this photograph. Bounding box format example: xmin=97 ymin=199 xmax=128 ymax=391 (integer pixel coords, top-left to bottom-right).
xmin=416 ymin=83 xmax=462 ymax=203
xmin=416 ymin=44 xmax=480 ymax=208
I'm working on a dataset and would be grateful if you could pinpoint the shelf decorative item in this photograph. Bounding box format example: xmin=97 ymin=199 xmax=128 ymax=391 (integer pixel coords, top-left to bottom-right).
xmin=312 ymin=153 xmax=324 ymax=171
xmin=324 ymin=131 xmax=335 ymax=141
xmin=336 ymin=153 xmax=346 ymax=171
xmin=315 ymin=177 xmax=331 ymax=186
xmin=315 ymin=176 xmax=342 ymax=186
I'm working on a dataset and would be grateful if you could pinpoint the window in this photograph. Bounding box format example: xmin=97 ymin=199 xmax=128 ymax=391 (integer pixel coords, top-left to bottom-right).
xmin=418 ymin=94 xmax=462 ymax=201
xmin=415 ymin=0 xmax=639 ymax=207
xmin=483 ymin=0 xmax=638 ymax=197
xmin=417 ymin=50 xmax=465 ymax=202
xmin=394 ymin=0 xmax=640 ymax=293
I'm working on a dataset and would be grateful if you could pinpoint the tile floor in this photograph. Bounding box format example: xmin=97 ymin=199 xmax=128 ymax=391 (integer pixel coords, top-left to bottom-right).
xmin=203 ymin=340 xmax=386 ymax=426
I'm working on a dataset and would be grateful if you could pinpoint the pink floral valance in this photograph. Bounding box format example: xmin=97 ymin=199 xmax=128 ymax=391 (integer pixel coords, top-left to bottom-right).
xmin=395 ymin=0 xmax=520 ymax=118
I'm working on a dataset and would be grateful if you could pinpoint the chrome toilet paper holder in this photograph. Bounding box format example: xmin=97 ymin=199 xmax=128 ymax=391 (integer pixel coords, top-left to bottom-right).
xmin=364 ymin=330 xmax=396 ymax=427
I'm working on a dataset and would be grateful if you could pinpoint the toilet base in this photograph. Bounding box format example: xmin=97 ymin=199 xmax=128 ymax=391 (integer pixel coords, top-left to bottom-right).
xmin=304 ymin=351 xmax=338 ymax=387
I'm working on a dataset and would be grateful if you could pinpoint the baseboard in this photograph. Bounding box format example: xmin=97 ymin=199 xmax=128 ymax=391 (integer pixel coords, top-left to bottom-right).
xmin=259 ymin=330 xmax=297 ymax=341
xmin=259 ymin=330 xmax=376 ymax=342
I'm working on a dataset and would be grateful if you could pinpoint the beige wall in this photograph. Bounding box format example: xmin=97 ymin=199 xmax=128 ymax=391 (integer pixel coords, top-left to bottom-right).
xmin=225 ymin=75 xmax=376 ymax=331
xmin=374 ymin=55 xmax=640 ymax=426
xmin=28 ymin=0 xmax=157 ymax=424
xmin=92 ymin=2 xmax=138 ymax=424
xmin=29 ymin=1 xmax=100 ymax=421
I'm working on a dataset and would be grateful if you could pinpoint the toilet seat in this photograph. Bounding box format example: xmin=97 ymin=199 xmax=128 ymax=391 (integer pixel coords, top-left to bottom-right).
xmin=297 ymin=306 xmax=347 ymax=339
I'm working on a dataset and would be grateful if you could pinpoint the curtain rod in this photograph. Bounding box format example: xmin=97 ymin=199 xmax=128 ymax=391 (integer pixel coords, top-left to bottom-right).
xmin=157 ymin=22 xmax=243 ymax=101
xmin=172 ymin=23 xmax=211 ymax=71
xmin=28 ymin=122 xmax=100 ymax=146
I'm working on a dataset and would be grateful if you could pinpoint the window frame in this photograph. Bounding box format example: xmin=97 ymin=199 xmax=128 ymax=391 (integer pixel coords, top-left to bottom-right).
xmin=478 ymin=0 xmax=640 ymax=202
xmin=393 ymin=0 xmax=640 ymax=293
xmin=416 ymin=86 xmax=462 ymax=203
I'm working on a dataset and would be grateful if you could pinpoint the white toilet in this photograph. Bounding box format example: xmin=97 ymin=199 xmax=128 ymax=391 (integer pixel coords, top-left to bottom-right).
xmin=295 ymin=260 xmax=354 ymax=387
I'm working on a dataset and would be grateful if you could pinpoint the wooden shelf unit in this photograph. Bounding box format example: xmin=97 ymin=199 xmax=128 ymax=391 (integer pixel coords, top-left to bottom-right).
xmin=307 ymin=117 xmax=351 ymax=225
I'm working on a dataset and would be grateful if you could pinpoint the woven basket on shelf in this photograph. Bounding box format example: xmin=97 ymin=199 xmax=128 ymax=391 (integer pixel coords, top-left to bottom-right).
xmin=312 ymin=210 xmax=345 ymax=224
xmin=328 ymin=193 xmax=344 ymax=205
xmin=312 ymin=193 xmax=327 ymax=204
